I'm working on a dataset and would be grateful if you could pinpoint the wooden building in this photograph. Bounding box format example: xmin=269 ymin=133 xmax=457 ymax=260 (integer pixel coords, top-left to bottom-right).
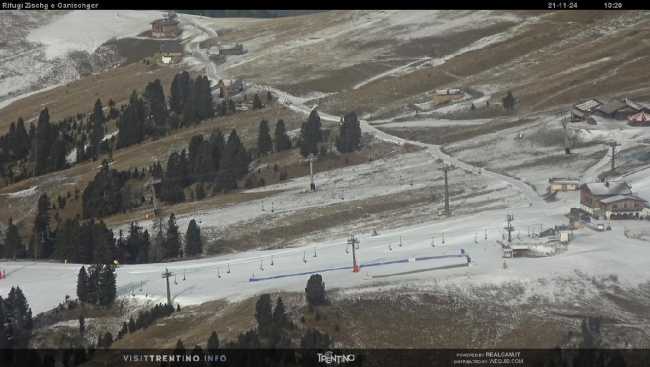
xmin=571 ymin=99 xmax=602 ymax=122
xmin=151 ymin=12 xmax=180 ymax=39
xmin=548 ymin=178 xmax=580 ymax=192
xmin=580 ymin=181 xmax=648 ymax=219
xmin=219 ymin=43 xmax=247 ymax=56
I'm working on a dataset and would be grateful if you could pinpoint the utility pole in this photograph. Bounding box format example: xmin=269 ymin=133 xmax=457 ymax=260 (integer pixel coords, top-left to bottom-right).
xmin=607 ymin=141 xmax=620 ymax=173
xmin=348 ymin=235 xmax=360 ymax=272
xmin=561 ymin=112 xmax=571 ymax=154
xmin=161 ymin=268 xmax=173 ymax=306
xmin=505 ymin=214 xmax=515 ymax=243
xmin=440 ymin=163 xmax=453 ymax=217
xmin=306 ymin=154 xmax=317 ymax=191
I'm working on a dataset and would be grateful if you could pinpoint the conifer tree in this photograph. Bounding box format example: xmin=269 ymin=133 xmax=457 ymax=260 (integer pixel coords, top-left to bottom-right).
xmin=143 ymin=79 xmax=169 ymax=131
xmin=257 ymin=119 xmax=273 ymax=156
xmin=33 ymin=193 xmax=51 ymax=259
xmin=91 ymin=99 xmax=106 ymax=159
xmin=207 ymin=331 xmax=220 ymax=350
xmin=86 ymin=264 xmax=100 ymax=305
xmin=163 ymin=213 xmax=181 ymax=259
xmin=255 ymin=294 xmax=273 ymax=338
xmin=34 ymin=107 xmax=53 ymax=175
xmin=336 ymin=111 xmax=362 ymax=153
xmin=98 ymin=265 xmax=117 ymax=306
xmin=184 ymin=219 xmax=202 ymax=257
xmin=79 ymin=314 xmax=85 ymax=336
xmin=274 ymin=119 xmax=291 ymax=152
xmin=300 ymin=328 xmax=332 ymax=349
xmin=305 ymin=274 xmax=327 ymax=307
xmin=77 ymin=266 xmax=89 ymax=303
xmin=502 ymin=91 xmax=516 ymax=111
xmin=272 ymin=297 xmax=291 ymax=330
xmin=252 ymin=94 xmax=263 ymax=110
xmin=5 ymin=218 xmax=22 ymax=260
xmin=299 ymin=110 xmax=322 ymax=157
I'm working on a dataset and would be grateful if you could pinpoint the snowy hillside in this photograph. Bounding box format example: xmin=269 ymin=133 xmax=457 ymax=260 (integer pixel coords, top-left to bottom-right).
xmin=27 ymin=10 xmax=163 ymax=59
xmin=0 ymin=10 xmax=162 ymax=108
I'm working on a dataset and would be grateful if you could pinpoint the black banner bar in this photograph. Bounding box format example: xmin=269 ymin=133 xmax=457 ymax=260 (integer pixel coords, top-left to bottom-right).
xmin=1 ymin=1 xmax=649 ymax=11
xmin=0 ymin=348 xmax=648 ymax=367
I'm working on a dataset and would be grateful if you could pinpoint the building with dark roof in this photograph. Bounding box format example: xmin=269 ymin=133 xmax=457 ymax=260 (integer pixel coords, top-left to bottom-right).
xmin=580 ymin=181 xmax=648 ymax=219
xmin=151 ymin=13 xmax=180 ymax=39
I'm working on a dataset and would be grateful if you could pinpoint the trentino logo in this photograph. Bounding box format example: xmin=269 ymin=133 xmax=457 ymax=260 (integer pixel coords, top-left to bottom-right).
xmin=317 ymin=351 xmax=356 ymax=365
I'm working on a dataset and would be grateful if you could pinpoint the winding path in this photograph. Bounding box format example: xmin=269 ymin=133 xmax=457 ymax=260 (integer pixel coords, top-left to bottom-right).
xmin=184 ymin=20 xmax=545 ymax=210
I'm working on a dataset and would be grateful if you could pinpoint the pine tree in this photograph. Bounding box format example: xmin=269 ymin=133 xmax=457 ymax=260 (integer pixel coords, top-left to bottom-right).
xmin=0 ymin=297 xmax=9 ymax=349
xmin=255 ymin=294 xmax=273 ymax=338
xmin=53 ymin=219 xmax=80 ymax=261
xmin=100 ymin=331 xmax=113 ymax=348
xmin=182 ymin=79 xmax=197 ymax=125
xmin=6 ymin=286 xmax=33 ymax=347
xmin=336 ymin=111 xmax=362 ymax=153
xmin=175 ymin=338 xmax=185 ymax=353
xmin=5 ymin=218 xmax=22 ymax=260
xmin=299 ymin=110 xmax=322 ymax=157
xmin=91 ymin=99 xmax=106 ymax=159
xmin=215 ymin=130 xmax=249 ymax=192
xmin=34 ymin=107 xmax=53 ymax=175
xmin=128 ymin=317 xmax=136 ymax=333
xmin=502 ymin=91 xmax=516 ymax=111
xmin=143 ymin=79 xmax=169 ymax=131
xmin=252 ymin=94 xmax=263 ymax=110
xmin=86 ymin=264 xmax=100 ymax=305
xmin=160 ymin=152 xmax=186 ymax=203
xmin=209 ymin=130 xmax=224 ymax=172
xmin=300 ymin=328 xmax=331 ymax=349
xmin=98 ymin=265 xmax=117 ymax=306
xmin=257 ymin=119 xmax=273 ymax=156
xmin=274 ymin=119 xmax=291 ymax=152
xmin=207 ymin=331 xmax=220 ymax=350
xmin=79 ymin=314 xmax=85 ymax=336
xmin=33 ymin=193 xmax=51 ymax=259
xmin=92 ymin=221 xmax=115 ymax=265
xmin=272 ymin=297 xmax=291 ymax=330
xmin=163 ymin=213 xmax=181 ymax=259
xmin=305 ymin=274 xmax=327 ymax=307
xmin=77 ymin=266 xmax=89 ymax=303
xmin=170 ymin=71 xmax=191 ymax=115
xmin=184 ymin=219 xmax=202 ymax=257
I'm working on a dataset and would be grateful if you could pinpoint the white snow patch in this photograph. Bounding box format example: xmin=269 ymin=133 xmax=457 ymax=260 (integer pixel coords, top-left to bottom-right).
xmin=27 ymin=10 xmax=164 ymax=59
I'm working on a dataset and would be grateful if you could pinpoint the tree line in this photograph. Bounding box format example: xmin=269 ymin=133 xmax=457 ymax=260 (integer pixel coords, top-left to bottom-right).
xmin=0 ymin=70 xmax=220 ymax=189
xmin=1 ymin=205 xmax=204 ymax=263
xmin=0 ymin=286 xmax=34 ymax=349
xmin=76 ymin=265 xmax=117 ymax=306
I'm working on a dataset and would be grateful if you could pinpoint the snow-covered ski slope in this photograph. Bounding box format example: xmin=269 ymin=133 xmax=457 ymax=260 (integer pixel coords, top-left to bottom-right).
xmin=3 ymin=202 xmax=650 ymax=315
xmin=26 ymin=10 xmax=164 ymax=59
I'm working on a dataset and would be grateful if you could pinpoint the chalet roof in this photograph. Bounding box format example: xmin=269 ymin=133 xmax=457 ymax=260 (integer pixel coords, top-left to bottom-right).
xmin=582 ymin=181 xmax=632 ymax=196
xmin=574 ymin=99 xmax=602 ymax=112
xmin=600 ymin=194 xmax=647 ymax=204
xmin=597 ymin=100 xmax=628 ymax=115
xmin=160 ymin=41 xmax=182 ymax=54
xmin=628 ymin=111 xmax=650 ymax=123
xmin=151 ymin=18 xmax=179 ymax=26
xmin=624 ymin=98 xmax=644 ymax=111
xmin=549 ymin=178 xmax=580 ymax=185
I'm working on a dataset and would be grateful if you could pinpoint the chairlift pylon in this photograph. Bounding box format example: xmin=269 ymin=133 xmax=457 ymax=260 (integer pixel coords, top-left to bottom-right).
xmin=227 ymin=263 xmax=231 ymax=274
